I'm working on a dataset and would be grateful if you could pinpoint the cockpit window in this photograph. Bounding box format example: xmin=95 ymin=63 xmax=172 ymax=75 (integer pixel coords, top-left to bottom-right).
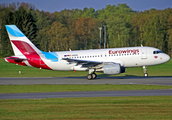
xmin=153 ymin=50 xmax=162 ymax=54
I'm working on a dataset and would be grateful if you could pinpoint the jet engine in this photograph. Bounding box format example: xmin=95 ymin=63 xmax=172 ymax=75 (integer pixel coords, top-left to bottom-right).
xmin=103 ymin=63 xmax=125 ymax=74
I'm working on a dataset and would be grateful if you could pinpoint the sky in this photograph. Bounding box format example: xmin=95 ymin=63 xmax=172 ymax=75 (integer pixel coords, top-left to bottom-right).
xmin=0 ymin=0 xmax=172 ymax=12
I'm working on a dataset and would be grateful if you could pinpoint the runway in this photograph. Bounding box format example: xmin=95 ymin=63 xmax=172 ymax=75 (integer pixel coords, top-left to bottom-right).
xmin=0 ymin=77 xmax=172 ymax=99
xmin=1 ymin=89 xmax=172 ymax=99
xmin=0 ymin=77 xmax=172 ymax=85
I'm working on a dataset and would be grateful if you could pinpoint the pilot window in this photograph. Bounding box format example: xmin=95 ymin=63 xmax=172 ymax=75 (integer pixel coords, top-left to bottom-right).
xmin=153 ymin=51 xmax=162 ymax=54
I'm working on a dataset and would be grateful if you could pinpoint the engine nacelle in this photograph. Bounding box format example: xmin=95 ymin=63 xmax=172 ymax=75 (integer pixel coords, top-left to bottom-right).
xmin=103 ymin=63 xmax=125 ymax=75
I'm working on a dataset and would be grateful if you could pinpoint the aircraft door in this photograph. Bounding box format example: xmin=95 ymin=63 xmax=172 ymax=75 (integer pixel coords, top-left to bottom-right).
xmin=141 ymin=48 xmax=147 ymax=59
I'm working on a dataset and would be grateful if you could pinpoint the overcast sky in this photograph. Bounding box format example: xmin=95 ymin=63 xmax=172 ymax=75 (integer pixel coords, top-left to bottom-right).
xmin=0 ymin=0 xmax=172 ymax=12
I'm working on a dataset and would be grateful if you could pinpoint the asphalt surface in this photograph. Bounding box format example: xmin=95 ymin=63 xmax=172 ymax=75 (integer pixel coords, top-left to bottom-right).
xmin=0 ymin=77 xmax=172 ymax=85
xmin=0 ymin=77 xmax=172 ymax=99
xmin=1 ymin=89 xmax=172 ymax=99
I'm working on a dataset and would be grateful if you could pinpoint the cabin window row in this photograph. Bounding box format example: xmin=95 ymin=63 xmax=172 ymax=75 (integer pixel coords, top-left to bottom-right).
xmin=69 ymin=53 xmax=139 ymax=59
xmin=109 ymin=53 xmax=139 ymax=57
xmin=71 ymin=55 xmax=103 ymax=59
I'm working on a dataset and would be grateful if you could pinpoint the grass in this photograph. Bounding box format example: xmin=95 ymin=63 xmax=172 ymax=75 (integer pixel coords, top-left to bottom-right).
xmin=0 ymin=59 xmax=172 ymax=120
xmin=0 ymin=58 xmax=172 ymax=77
xmin=1 ymin=84 xmax=172 ymax=93
xmin=0 ymin=96 xmax=172 ymax=120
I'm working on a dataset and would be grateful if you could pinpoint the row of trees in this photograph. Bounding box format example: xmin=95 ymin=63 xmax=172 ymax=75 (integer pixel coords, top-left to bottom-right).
xmin=0 ymin=2 xmax=172 ymax=57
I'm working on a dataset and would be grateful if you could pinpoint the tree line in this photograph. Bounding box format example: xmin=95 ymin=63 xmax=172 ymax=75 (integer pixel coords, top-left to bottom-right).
xmin=0 ymin=2 xmax=172 ymax=57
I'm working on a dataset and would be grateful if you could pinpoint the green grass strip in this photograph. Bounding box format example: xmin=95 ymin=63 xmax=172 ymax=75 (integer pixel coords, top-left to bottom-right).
xmin=1 ymin=84 xmax=172 ymax=93
xmin=0 ymin=96 xmax=172 ymax=120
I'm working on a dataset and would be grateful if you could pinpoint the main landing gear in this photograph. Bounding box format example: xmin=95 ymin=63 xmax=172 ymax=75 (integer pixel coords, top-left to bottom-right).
xmin=143 ymin=66 xmax=148 ymax=77
xmin=87 ymin=73 xmax=97 ymax=80
xmin=87 ymin=69 xmax=97 ymax=80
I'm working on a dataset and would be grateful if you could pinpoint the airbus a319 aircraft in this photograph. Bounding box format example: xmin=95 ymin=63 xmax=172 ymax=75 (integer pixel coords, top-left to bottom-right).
xmin=5 ymin=25 xmax=170 ymax=79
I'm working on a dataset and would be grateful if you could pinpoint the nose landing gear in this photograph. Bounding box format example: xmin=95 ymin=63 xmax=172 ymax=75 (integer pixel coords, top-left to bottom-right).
xmin=143 ymin=66 xmax=148 ymax=77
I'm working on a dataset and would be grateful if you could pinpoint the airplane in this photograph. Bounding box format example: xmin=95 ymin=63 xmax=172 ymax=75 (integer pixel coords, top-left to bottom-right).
xmin=4 ymin=25 xmax=170 ymax=79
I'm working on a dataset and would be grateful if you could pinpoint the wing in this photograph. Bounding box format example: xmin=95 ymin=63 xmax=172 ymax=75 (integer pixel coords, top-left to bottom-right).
xmin=62 ymin=58 xmax=103 ymax=68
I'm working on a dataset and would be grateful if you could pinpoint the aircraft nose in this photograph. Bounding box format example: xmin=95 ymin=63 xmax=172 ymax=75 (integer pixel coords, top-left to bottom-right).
xmin=166 ymin=54 xmax=170 ymax=62
xmin=163 ymin=54 xmax=170 ymax=63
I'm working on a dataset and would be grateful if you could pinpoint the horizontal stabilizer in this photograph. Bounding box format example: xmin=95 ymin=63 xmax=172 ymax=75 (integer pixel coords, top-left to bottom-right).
xmin=5 ymin=56 xmax=27 ymax=63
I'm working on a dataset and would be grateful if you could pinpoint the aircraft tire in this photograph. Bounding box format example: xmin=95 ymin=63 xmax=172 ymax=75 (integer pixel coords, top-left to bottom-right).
xmin=92 ymin=73 xmax=97 ymax=79
xmin=144 ymin=73 xmax=148 ymax=77
xmin=87 ymin=74 xmax=92 ymax=80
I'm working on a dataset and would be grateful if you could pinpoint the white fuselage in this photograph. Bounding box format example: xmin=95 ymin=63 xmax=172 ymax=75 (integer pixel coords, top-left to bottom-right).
xmin=40 ymin=46 xmax=170 ymax=71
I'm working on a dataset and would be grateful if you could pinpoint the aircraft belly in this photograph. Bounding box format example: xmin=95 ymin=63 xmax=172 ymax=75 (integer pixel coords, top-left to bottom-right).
xmin=43 ymin=60 xmax=76 ymax=71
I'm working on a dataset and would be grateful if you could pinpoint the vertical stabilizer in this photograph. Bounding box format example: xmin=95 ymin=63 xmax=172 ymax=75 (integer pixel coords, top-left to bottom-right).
xmin=5 ymin=25 xmax=41 ymax=55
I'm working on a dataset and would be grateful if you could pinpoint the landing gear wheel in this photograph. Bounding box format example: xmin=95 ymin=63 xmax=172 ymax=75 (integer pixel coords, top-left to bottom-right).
xmin=144 ymin=73 xmax=148 ymax=77
xmin=92 ymin=73 xmax=97 ymax=79
xmin=143 ymin=66 xmax=148 ymax=77
xmin=87 ymin=74 xmax=92 ymax=80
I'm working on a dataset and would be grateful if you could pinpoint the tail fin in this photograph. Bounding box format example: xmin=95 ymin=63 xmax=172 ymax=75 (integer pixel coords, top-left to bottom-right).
xmin=5 ymin=25 xmax=41 ymax=55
